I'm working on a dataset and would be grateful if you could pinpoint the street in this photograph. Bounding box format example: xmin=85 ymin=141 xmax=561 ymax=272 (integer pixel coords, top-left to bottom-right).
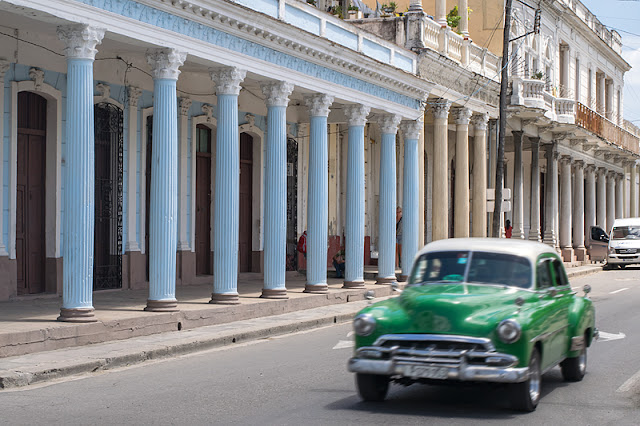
xmin=1 ymin=269 xmax=638 ymax=425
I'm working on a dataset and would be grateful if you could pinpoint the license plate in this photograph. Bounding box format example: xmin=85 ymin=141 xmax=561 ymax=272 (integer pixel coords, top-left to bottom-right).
xmin=403 ymin=365 xmax=449 ymax=379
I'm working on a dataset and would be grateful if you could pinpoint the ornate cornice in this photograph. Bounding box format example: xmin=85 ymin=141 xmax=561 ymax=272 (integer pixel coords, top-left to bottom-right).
xmin=471 ymin=113 xmax=489 ymax=131
xmin=57 ymin=24 xmax=105 ymax=60
xmin=452 ymin=107 xmax=472 ymax=125
xmin=343 ymin=104 xmax=371 ymax=127
xmin=378 ymin=114 xmax=402 ymax=134
xmin=305 ymin=94 xmax=334 ymax=117
xmin=210 ymin=66 xmax=246 ymax=96
xmin=400 ymin=119 xmax=423 ymax=140
xmin=29 ymin=68 xmax=45 ymax=91
xmin=179 ymin=97 xmax=192 ymax=116
xmin=432 ymin=100 xmax=451 ymax=120
xmin=127 ymin=86 xmax=142 ymax=107
xmin=147 ymin=48 xmax=186 ymax=80
xmin=261 ymin=81 xmax=294 ymax=107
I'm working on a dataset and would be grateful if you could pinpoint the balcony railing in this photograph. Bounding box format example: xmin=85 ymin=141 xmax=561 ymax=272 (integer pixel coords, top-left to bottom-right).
xmin=577 ymin=103 xmax=640 ymax=154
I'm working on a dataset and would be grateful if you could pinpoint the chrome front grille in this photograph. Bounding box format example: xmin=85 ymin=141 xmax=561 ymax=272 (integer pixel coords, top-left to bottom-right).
xmin=616 ymin=248 xmax=638 ymax=254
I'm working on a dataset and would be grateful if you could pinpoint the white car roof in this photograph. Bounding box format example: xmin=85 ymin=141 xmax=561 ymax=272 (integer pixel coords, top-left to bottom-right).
xmin=417 ymin=238 xmax=558 ymax=261
xmin=611 ymin=218 xmax=640 ymax=227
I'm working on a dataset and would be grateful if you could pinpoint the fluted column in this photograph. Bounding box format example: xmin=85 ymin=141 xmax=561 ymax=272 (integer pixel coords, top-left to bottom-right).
xmin=343 ymin=104 xmax=370 ymax=289
xmin=144 ymin=48 xmax=186 ymax=312
xmin=607 ymin=171 xmax=616 ymax=230
xmin=453 ymin=107 xmax=471 ymax=238
xmin=400 ymin=119 xmax=422 ymax=281
xmin=210 ymin=67 xmax=246 ymax=304
xmin=616 ymin=173 xmax=624 ymax=219
xmin=512 ymin=131 xmax=525 ymax=239
xmin=261 ymin=81 xmax=294 ymax=298
xmin=585 ymin=165 xmax=597 ymax=235
xmin=177 ymin=97 xmax=191 ymax=252
xmin=559 ymin=156 xmax=574 ymax=261
xmin=432 ymin=100 xmax=451 ymax=241
xmin=57 ymin=25 xmax=105 ymax=322
xmin=435 ymin=0 xmax=447 ymax=26
xmin=528 ymin=137 xmax=541 ymax=241
xmin=631 ymin=162 xmax=637 ymax=217
xmin=0 ymin=61 xmax=8 ymax=256
xmin=543 ymin=144 xmax=558 ymax=248
xmin=573 ymin=161 xmax=587 ymax=260
xmin=596 ymin=167 xmax=607 ymax=230
xmin=471 ymin=114 xmax=488 ymax=237
xmin=304 ymin=94 xmax=334 ymax=293
xmin=377 ymin=114 xmax=402 ymax=284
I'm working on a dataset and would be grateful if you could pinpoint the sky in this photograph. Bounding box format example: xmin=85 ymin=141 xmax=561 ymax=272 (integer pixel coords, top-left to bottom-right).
xmin=580 ymin=0 xmax=640 ymax=125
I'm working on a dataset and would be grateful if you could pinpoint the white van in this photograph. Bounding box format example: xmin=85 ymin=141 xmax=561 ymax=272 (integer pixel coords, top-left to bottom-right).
xmin=605 ymin=218 xmax=640 ymax=269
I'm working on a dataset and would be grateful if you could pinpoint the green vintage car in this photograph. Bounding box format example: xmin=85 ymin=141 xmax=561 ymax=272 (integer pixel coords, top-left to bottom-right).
xmin=348 ymin=238 xmax=597 ymax=411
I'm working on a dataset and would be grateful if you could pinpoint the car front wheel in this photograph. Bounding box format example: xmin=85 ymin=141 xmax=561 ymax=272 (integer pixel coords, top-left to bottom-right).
xmin=356 ymin=373 xmax=389 ymax=402
xmin=511 ymin=348 xmax=541 ymax=412
xmin=561 ymin=347 xmax=587 ymax=382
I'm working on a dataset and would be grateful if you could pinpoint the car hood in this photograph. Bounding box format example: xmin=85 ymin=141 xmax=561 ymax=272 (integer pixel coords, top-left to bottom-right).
xmin=394 ymin=283 xmax=529 ymax=336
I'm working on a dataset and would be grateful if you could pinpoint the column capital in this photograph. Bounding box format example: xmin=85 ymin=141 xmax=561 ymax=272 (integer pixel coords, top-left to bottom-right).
xmin=585 ymin=163 xmax=597 ymax=173
xmin=400 ymin=119 xmax=423 ymax=140
xmin=559 ymin=155 xmax=573 ymax=165
xmin=452 ymin=107 xmax=472 ymax=125
xmin=127 ymin=86 xmax=142 ymax=107
xmin=470 ymin=113 xmax=489 ymax=130
xmin=0 ymin=59 xmax=10 ymax=79
xmin=343 ymin=104 xmax=371 ymax=126
xmin=432 ymin=100 xmax=451 ymax=120
xmin=304 ymin=93 xmax=334 ymax=117
xmin=57 ymin=24 xmax=105 ymax=60
xmin=573 ymin=159 xmax=585 ymax=169
xmin=210 ymin=66 xmax=246 ymax=95
xmin=378 ymin=114 xmax=402 ymax=134
xmin=512 ymin=130 xmax=524 ymax=142
xmin=607 ymin=170 xmax=617 ymax=179
xmin=146 ymin=48 xmax=186 ymax=80
xmin=597 ymin=166 xmax=608 ymax=176
xmin=261 ymin=81 xmax=294 ymax=107
xmin=179 ymin=97 xmax=192 ymax=116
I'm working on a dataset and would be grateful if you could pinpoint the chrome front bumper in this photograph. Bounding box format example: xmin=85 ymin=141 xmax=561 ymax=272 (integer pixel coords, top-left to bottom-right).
xmin=607 ymin=254 xmax=640 ymax=264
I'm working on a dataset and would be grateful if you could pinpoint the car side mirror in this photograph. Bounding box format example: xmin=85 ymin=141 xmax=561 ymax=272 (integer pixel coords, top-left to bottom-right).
xmin=583 ymin=284 xmax=591 ymax=296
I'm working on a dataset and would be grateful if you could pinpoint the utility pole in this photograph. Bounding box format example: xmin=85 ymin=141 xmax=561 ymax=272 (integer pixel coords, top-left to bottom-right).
xmin=492 ymin=0 xmax=513 ymax=237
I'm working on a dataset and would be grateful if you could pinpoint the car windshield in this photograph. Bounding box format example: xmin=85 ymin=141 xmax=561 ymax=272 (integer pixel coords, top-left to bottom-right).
xmin=611 ymin=226 xmax=640 ymax=240
xmin=408 ymin=250 xmax=533 ymax=289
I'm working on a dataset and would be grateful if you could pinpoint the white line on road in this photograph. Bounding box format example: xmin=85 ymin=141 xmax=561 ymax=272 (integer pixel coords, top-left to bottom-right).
xmin=597 ymin=331 xmax=626 ymax=342
xmin=333 ymin=340 xmax=354 ymax=350
xmin=610 ymin=288 xmax=629 ymax=294
xmin=617 ymin=368 xmax=640 ymax=394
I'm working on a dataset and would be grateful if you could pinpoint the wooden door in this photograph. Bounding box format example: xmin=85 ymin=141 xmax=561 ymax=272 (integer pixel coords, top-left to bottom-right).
xmin=16 ymin=92 xmax=46 ymax=295
xmin=195 ymin=125 xmax=212 ymax=275
xmin=239 ymin=133 xmax=253 ymax=272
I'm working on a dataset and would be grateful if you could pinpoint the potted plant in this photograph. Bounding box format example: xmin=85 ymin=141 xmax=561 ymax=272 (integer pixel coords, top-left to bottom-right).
xmin=348 ymin=5 xmax=359 ymax=18
xmin=531 ymin=71 xmax=544 ymax=80
xmin=446 ymin=5 xmax=473 ymax=32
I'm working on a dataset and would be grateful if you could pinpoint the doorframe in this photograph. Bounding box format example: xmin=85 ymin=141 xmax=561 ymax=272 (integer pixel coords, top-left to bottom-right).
xmin=238 ymin=115 xmax=264 ymax=258
xmin=10 ymin=69 xmax=62 ymax=262
xmin=140 ymin=106 xmax=153 ymax=255
xmin=191 ymin=112 xmax=217 ymax=256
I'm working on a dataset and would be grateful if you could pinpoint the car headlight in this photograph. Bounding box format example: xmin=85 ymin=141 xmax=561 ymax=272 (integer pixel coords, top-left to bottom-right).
xmin=353 ymin=313 xmax=376 ymax=337
xmin=497 ymin=319 xmax=521 ymax=344
xmin=608 ymin=247 xmax=615 ymax=254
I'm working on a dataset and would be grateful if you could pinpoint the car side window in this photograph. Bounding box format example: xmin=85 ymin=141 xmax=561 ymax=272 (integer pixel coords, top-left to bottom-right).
xmin=536 ymin=259 xmax=553 ymax=289
xmin=551 ymin=259 xmax=569 ymax=287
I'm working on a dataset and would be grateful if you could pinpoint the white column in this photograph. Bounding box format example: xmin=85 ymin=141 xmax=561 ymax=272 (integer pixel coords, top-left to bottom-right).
xmin=573 ymin=161 xmax=587 ymax=261
xmin=528 ymin=137 xmax=541 ymax=241
xmin=400 ymin=119 xmax=422 ymax=280
xmin=616 ymin=173 xmax=624 ymax=219
xmin=607 ymin=171 xmax=616 ymax=230
xmin=623 ymin=164 xmax=629 ymax=218
xmin=471 ymin=113 xmax=488 ymax=237
xmin=177 ymin=97 xmax=191 ymax=251
xmin=596 ymin=167 xmax=607 ymax=230
xmin=631 ymin=163 xmax=637 ymax=217
xmin=432 ymin=100 xmax=450 ymax=241
xmin=543 ymin=144 xmax=558 ymax=248
xmin=512 ymin=131 xmax=525 ymax=239
xmin=125 ymin=87 xmax=142 ymax=253
xmin=0 ymin=60 xmax=9 ymax=256
xmin=585 ymin=165 xmax=597 ymax=235
xmin=409 ymin=0 xmax=424 ymax=12
xmin=453 ymin=107 xmax=471 ymax=238
xmin=435 ymin=0 xmax=447 ymax=26
xmin=458 ymin=0 xmax=469 ymax=37
xmin=559 ymin=156 xmax=573 ymax=261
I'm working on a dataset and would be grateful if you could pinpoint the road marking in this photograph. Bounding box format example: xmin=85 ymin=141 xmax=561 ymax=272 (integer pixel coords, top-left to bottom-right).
xmin=597 ymin=331 xmax=626 ymax=342
xmin=333 ymin=340 xmax=354 ymax=349
xmin=617 ymin=369 xmax=640 ymax=394
xmin=610 ymin=288 xmax=629 ymax=294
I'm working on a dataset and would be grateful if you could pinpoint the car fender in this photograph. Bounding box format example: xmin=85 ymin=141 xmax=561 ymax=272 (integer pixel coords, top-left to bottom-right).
xmin=566 ymin=296 xmax=596 ymax=357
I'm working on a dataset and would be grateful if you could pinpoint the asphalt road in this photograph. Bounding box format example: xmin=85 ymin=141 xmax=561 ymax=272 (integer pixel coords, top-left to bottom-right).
xmin=1 ymin=268 xmax=638 ymax=425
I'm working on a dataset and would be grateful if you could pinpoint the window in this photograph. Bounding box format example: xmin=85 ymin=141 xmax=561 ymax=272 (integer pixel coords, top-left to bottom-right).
xmin=611 ymin=226 xmax=640 ymax=240
xmin=196 ymin=125 xmax=211 ymax=154
xmin=409 ymin=251 xmax=469 ymax=284
xmin=552 ymin=259 xmax=568 ymax=287
xmin=536 ymin=259 xmax=553 ymax=289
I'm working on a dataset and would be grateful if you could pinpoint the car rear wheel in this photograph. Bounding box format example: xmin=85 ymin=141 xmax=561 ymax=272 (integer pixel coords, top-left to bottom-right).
xmin=356 ymin=373 xmax=389 ymax=402
xmin=561 ymin=347 xmax=587 ymax=382
xmin=511 ymin=348 xmax=541 ymax=412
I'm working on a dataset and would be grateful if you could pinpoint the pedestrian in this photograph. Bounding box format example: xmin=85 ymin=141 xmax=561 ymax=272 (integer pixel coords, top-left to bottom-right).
xmin=332 ymin=247 xmax=345 ymax=278
xmin=297 ymin=230 xmax=307 ymax=275
xmin=505 ymin=219 xmax=513 ymax=238
xmin=396 ymin=206 xmax=403 ymax=269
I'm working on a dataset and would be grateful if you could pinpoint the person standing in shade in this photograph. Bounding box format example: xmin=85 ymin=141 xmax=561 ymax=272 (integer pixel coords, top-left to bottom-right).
xmin=332 ymin=248 xmax=345 ymax=278
xmin=505 ymin=219 xmax=513 ymax=238
xmin=396 ymin=206 xmax=403 ymax=269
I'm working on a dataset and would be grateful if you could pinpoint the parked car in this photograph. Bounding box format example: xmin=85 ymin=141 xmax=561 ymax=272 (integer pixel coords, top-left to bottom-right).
xmin=348 ymin=238 xmax=596 ymax=412
xmin=604 ymin=218 xmax=640 ymax=269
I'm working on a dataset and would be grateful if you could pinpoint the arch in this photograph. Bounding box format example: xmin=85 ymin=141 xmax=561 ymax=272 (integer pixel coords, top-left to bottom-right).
xmin=10 ymin=71 xmax=62 ymax=264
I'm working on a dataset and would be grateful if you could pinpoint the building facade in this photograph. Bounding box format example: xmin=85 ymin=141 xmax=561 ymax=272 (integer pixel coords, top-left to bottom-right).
xmin=0 ymin=0 xmax=636 ymax=321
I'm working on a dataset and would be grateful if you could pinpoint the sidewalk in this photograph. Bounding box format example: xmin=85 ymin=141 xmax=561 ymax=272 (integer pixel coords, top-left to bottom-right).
xmin=0 ymin=263 xmax=603 ymax=389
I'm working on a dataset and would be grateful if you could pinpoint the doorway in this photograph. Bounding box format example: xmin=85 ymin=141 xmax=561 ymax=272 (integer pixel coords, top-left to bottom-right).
xmin=195 ymin=125 xmax=212 ymax=275
xmin=286 ymin=138 xmax=298 ymax=271
xmin=16 ymin=92 xmax=46 ymax=295
xmin=239 ymin=133 xmax=253 ymax=272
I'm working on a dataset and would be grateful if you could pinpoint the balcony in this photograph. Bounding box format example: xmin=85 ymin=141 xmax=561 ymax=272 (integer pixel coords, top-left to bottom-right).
xmin=576 ymin=103 xmax=640 ymax=155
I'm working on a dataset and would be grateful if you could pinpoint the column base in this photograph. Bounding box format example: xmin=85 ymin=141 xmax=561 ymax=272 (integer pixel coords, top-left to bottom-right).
xmin=376 ymin=276 xmax=397 ymax=284
xmin=304 ymin=283 xmax=328 ymax=294
xmin=210 ymin=293 xmax=240 ymax=304
xmin=574 ymin=247 xmax=588 ymax=262
xmin=260 ymin=288 xmax=288 ymax=299
xmin=528 ymin=231 xmax=541 ymax=242
xmin=57 ymin=308 xmax=97 ymax=323
xmin=342 ymin=280 xmax=365 ymax=289
xmin=398 ymin=275 xmax=408 ymax=282
xmin=144 ymin=299 xmax=179 ymax=312
xmin=561 ymin=247 xmax=575 ymax=263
